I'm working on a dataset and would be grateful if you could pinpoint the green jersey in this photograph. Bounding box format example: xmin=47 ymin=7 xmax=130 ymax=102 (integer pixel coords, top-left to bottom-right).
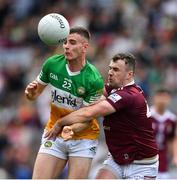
xmin=37 ymin=54 xmax=104 ymax=139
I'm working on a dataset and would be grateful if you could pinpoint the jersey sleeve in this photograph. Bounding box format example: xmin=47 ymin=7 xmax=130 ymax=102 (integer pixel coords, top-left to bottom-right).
xmin=106 ymin=91 xmax=132 ymax=111
xmin=83 ymin=77 xmax=104 ymax=105
xmin=37 ymin=58 xmax=51 ymax=85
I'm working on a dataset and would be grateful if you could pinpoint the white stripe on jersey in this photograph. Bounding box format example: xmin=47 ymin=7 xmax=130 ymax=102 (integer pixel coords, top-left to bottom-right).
xmin=37 ymin=75 xmax=48 ymax=85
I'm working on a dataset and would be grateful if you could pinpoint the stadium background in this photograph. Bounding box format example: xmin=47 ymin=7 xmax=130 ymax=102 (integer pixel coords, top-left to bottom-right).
xmin=0 ymin=0 xmax=177 ymax=178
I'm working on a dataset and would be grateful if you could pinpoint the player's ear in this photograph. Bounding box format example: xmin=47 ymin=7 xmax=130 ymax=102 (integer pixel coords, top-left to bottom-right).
xmin=83 ymin=42 xmax=89 ymax=52
xmin=127 ymin=70 xmax=133 ymax=78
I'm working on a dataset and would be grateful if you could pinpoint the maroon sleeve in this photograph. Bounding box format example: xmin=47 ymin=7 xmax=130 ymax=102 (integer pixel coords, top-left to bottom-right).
xmin=106 ymin=91 xmax=132 ymax=111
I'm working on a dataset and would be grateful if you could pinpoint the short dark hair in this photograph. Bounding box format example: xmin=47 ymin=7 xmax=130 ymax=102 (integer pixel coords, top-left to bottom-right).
xmin=70 ymin=27 xmax=90 ymax=41
xmin=112 ymin=53 xmax=136 ymax=74
xmin=154 ymin=88 xmax=171 ymax=95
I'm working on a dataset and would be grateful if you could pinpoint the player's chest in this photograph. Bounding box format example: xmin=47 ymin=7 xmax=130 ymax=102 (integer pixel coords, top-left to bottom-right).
xmin=48 ymin=72 xmax=88 ymax=97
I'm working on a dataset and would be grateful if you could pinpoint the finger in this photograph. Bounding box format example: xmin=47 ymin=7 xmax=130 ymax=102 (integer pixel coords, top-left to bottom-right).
xmin=61 ymin=131 xmax=69 ymax=139
xmin=70 ymin=131 xmax=74 ymax=135
xmin=61 ymin=131 xmax=74 ymax=140
xmin=32 ymin=80 xmax=38 ymax=84
xmin=31 ymin=82 xmax=38 ymax=87
xmin=27 ymin=81 xmax=38 ymax=89
xmin=63 ymin=129 xmax=70 ymax=133
xmin=44 ymin=130 xmax=53 ymax=138
xmin=28 ymin=83 xmax=37 ymax=89
xmin=63 ymin=126 xmax=72 ymax=132
xmin=46 ymin=132 xmax=57 ymax=141
xmin=25 ymin=89 xmax=29 ymax=95
xmin=25 ymin=86 xmax=35 ymax=94
xmin=61 ymin=129 xmax=71 ymax=136
xmin=48 ymin=134 xmax=57 ymax=141
xmin=46 ymin=133 xmax=53 ymax=140
xmin=44 ymin=131 xmax=51 ymax=138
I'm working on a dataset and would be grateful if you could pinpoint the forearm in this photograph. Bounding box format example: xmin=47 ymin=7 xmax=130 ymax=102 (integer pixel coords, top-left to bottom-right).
xmin=59 ymin=95 xmax=106 ymax=125
xmin=58 ymin=100 xmax=115 ymax=127
xmin=59 ymin=107 xmax=94 ymax=127
xmin=69 ymin=122 xmax=90 ymax=133
xmin=45 ymin=100 xmax=115 ymax=140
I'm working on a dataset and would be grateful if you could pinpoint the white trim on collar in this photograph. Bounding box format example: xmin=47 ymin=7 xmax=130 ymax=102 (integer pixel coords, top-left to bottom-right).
xmin=110 ymin=80 xmax=135 ymax=93
xmin=124 ymin=80 xmax=135 ymax=87
xmin=66 ymin=64 xmax=80 ymax=76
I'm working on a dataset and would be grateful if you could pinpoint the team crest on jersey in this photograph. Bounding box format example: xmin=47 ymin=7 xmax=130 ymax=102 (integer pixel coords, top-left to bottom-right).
xmin=44 ymin=141 xmax=52 ymax=148
xmin=77 ymin=87 xmax=85 ymax=95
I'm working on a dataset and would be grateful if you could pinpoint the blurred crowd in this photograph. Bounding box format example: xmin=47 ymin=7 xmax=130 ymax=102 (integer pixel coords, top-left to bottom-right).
xmin=0 ymin=0 xmax=177 ymax=178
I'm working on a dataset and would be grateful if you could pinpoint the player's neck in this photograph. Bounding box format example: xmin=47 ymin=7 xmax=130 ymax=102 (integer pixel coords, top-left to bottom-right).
xmin=155 ymin=106 xmax=165 ymax=115
xmin=122 ymin=79 xmax=134 ymax=87
xmin=67 ymin=58 xmax=86 ymax=72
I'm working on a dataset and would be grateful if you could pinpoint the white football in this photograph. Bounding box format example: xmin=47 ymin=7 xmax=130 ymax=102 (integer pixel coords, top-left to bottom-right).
xmin=38 ymin=13 xmax=70 ymax=45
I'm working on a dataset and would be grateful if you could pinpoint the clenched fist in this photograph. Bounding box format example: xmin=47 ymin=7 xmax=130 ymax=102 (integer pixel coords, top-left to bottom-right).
xmin=61 ymin=126 xmax=74 ymax=141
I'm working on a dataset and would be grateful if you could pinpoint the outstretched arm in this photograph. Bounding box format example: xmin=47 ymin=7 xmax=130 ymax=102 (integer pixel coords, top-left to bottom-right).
xmin=60 ymin=100 xmax=115 ymax=125
xmin=45 ymin=100 xmax=115 ymax=140
xmin=59 ymin=92 xmax=107 ymax=140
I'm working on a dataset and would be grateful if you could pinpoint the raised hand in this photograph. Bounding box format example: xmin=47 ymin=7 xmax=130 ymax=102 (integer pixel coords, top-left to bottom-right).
xmin=25 ymin=80 xmax=38 ymax=100
xmin=44 ymin=122 xmax=62 ymax=141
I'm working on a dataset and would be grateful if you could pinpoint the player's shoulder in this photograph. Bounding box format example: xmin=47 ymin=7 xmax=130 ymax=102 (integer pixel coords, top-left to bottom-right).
xmin=82 ymin=61 xmax=103 ymax=84
xmin=112 ymin=84 xmax=145 ymax=105
xmin=43 ymin=54 xmax=66 ymax=69
xmin=150 ymin=106 xmax=177 ymax=121
xmin=46 ymin=54 xmax=65 ymax=63
xmin=105 ymin=84 xmax=133 ymax=96
xmin=166 ymin=110 xmax=177 ymax=121
xmin=119 ymin=84 xmax=142 ymax=96
xmin=84 ymin=61 xmax=102 ymax=75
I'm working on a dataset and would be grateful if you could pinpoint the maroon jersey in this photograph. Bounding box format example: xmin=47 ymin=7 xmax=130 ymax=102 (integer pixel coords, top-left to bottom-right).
xmin=151 ymin=106 xmax=177 ymax=172
xmin=104 ymin=83 xmax=158 ymax=165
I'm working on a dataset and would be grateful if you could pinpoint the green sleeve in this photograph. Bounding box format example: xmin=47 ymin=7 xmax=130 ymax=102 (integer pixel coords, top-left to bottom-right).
xmin=37 ymin=58 xmax=51 ymax=84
